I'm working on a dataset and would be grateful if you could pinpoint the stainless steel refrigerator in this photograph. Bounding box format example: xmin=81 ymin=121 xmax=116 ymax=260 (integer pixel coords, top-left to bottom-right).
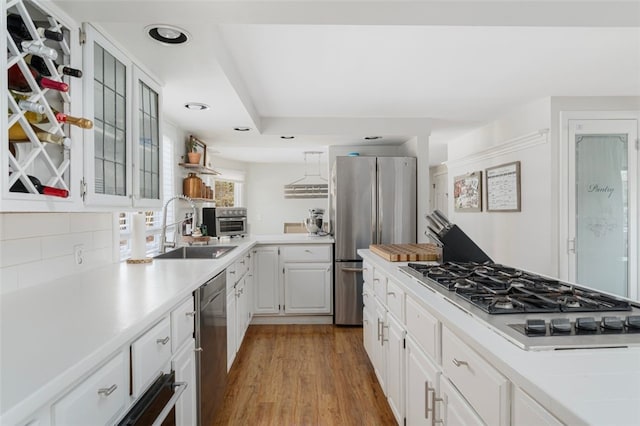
xmin=330 ymin=156 xmax=416 ymax=325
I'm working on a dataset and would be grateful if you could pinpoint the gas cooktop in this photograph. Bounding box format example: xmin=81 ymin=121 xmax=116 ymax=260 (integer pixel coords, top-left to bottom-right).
xmin=400 ymin=262 xmax=640 ymax=351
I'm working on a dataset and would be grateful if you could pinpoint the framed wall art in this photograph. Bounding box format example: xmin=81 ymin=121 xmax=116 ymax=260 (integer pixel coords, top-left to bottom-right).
xmin=453 ymin=171 xmax=482 ymax=212
xmin=486 ymin=161 xmax=521 ymax=212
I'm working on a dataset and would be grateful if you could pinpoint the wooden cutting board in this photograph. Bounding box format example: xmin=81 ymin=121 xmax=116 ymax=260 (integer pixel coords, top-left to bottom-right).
xmin=370 ymin=243 xmax=440 ymax=262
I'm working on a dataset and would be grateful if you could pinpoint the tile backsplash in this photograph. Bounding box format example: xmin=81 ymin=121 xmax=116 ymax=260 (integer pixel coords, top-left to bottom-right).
xmin=0 ymin=212 xmax=118 ymax=294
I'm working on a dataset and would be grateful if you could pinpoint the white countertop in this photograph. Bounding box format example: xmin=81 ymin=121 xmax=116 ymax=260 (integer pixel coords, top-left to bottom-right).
xmin=0 ymin=235 xmax=332 ymax=423
xmin=359 ymin=249 xmax=640 ymax=426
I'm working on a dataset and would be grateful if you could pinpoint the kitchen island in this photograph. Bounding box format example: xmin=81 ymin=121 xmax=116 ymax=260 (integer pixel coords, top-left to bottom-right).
xmin=0 ymin=234 xmax=332 ymax=425
xmin=359 ymin=249 xmax=640 ymax=425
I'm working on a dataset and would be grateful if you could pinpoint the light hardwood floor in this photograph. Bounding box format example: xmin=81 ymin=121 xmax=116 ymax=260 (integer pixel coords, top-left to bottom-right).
xmin=211 ymin=324 xmax=397 ymax=426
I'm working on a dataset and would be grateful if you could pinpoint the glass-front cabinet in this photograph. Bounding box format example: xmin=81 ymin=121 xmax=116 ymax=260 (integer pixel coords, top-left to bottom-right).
xmin=82 ymin=24 xmax=162 ymax=209
xmin=1 ymin=7 xmax=162 ymax=212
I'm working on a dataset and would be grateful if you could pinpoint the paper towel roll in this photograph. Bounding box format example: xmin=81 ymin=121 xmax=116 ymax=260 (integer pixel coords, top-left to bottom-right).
xmin=130 ymin=213 xmax=147 ymax=259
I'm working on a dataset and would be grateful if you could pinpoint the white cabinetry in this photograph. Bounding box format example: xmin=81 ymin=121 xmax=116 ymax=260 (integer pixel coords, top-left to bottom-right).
xmin=253 ymin=244 xmax=333 ymax=318
xmin=52 ymin=352 xmax=127 ymax=426
xmin=173 ymin=338 xmax=196 ymax=426
xmin=130 ymin=316 xmax=172 ymax=397
xmin=253 ymin=245 xmax=280 ymax=314
xmin=513 ymin=387 xmax=563 ymax=426
xmin=227 ymin=249 xmax=252 ymax=369
xmin=81 ymin=24 xmax=162 ymax=208
xmin=439 ymin=376 xmax=484 ymax=426
xmin=405 ymin=335 xmax=441 ymax=426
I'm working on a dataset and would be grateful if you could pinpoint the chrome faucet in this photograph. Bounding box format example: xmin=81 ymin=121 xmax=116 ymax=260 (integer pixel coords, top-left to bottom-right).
xmin=160 ymin=195 xmax=198 ymax=253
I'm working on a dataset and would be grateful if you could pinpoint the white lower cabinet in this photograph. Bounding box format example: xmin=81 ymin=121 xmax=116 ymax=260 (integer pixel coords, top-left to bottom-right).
xmin=172 ymin=339 xmax=197 ymax=426
xmin=385 ymin=312 xmax=405 ymax=424
xmin=442 ymin=325 xmax=509 ymax=426
xmin=283 ymin=262 xmax=331 ymax=314
xmin=513 ymin=387 xmax=563 ymax=426
xmin=227 ymin=286 xmax=238 ymax=369
xmin=363 ymin=284 xmax=376 ymax=357
xmin=405 ymin=335 xmax=441 ymax=426
xmin=130 ymin=316 xmax=173 ymax=397
xmin=52 ymin=352 xmax=127 ymax=426
xmin=372 ymin=298 xmax=387 ymax=391
xmin=253 ymin=246 xmax=280 ymax=314
xmin=439 ymin=377 xmax=484 ymax=426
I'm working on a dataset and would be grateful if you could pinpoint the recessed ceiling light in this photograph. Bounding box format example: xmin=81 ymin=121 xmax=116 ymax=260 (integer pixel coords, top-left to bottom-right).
xmin=364 ymin=136 xmax=382 ymax=140
xmin=280 ymin=136 xmax=295 ymax=140
xmin=234 ymin=127 xmax=251 ymax=132
xmin=184 ymin=102 xmax=210 ymax=111
xmin=146 ymin=24 xmax=190 ymax=45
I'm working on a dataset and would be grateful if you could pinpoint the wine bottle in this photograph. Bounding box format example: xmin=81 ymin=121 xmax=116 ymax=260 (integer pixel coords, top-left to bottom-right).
xmin=9 ymin=34 xmax=58 ymax=61
xmin=23 ymin=109 xmax=93 ymax=129
xmin=10 ymin=175 xmax=69 ymax=198
xmin=7 ymin=13 xmax=64 ymax=42
xmin=25 ymin=55 xmax=82 ymax=79
xmin=8 ymin=121 xmax=71 ymax=148
xmin=8 ymin=63 xmax=68 ymax=93
xmin=10 ymin=92 xmax=46 ymax=114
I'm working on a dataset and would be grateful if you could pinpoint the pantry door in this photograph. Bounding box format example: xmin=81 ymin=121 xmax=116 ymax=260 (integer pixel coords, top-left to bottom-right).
xmin=568 ymin=119 xmax=638 ymax=298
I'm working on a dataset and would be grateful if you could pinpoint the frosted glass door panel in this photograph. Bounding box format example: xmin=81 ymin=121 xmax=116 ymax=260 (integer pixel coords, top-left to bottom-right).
xmin=138 ymin=81 xmax=159 ymax=200
xmin=575 ymin=134 xmax=628 ymax=297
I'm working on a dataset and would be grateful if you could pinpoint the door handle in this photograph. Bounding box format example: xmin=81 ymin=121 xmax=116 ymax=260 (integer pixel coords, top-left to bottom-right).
xmin=342 ymin=267 xmax=364 ymax=272
xmin=150 ymin=382 xmax=187 ymax=426
xmin=156 ymin=336 xmax=170 ymax=345
xmin=97 ymin=384 xmax=118 ymax=397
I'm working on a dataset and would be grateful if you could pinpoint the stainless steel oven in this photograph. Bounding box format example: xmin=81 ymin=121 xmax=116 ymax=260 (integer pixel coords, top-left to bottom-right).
xmin=117 ymin=371 xmax=186 ymax=426
xmin=202 ymin=207 xmax=247 ymax=238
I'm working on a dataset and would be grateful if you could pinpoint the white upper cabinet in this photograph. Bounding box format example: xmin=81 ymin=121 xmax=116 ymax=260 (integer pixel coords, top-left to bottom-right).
xmin=81 ymin=24 xmax=162 ymax=209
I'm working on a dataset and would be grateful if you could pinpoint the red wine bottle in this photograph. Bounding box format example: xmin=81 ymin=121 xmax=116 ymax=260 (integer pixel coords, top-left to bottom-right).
xmin=8 ymin=63 xmax=68 ymax=93
xmin=10 ymin=175 xmax=69 ymax=198
xmin=25 ymin=55 xmax=82 ymax=78
xmin=7 ymin=13 xmax=64 ymax=41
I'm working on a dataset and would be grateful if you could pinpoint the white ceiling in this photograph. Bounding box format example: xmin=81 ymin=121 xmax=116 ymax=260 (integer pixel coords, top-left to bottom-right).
xmin=53 ymin=0 xmax=640 ymax=164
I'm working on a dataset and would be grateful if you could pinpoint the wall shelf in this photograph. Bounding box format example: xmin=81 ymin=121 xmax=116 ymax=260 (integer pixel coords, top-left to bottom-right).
xmin=178 ymin=163 xmax=220 ymax=175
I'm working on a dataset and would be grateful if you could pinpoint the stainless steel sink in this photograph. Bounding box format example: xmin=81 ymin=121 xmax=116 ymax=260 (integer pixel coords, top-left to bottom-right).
xmin=154 ymin=245 xmax=237 ymax=259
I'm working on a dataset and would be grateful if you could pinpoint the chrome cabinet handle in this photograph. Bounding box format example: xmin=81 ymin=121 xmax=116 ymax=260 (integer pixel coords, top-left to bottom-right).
xmin=387 ymin=291 xmax=396 ymax=297
xmin=342 ymin=267 xmax=364 ymax=272
xmin=304 ymin=249 xmax=312 ymax=253
xmin=156 ymin=336 xmax=170 ymax=345
xmin=194 ymin=347 xmax=203 ymax=352
xmin=425 ymin=381 xmax=430 ymax=419
xmin=381 ymin=323 xmax=389 ymax=345
xmin=373 ymin=278 xmax=380 ymax=282
xmin=452 ymin=358 xmax=468 ymax=367
xmin=185 ymin=311 xmax=196 ymax=317
xmin=377 ymin=318 xmax=382 ymax=341
xmin=97 ymin=384 xmax=118 ymax=397
xmin=229 ymin=270 xmax=236 ymax=274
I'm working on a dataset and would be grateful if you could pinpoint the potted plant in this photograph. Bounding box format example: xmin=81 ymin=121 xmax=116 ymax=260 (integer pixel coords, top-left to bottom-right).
xmin=186 ymin=137 xmax=201 ymax=164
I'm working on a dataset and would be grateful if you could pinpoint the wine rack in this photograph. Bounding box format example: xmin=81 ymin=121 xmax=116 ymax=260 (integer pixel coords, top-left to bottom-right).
xmin=4 ymin=0 xmax=79 ymax=206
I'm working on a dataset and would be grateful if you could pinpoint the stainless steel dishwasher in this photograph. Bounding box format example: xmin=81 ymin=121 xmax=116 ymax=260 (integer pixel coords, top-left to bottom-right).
xmin=195 ymin=270 xmax=227 ymax=426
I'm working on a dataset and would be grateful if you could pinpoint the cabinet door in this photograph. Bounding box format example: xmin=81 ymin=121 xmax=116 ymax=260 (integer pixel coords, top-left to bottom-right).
xmin=440 ymin=377 xmax=484 ymax=426
xmin=372 ymin=299 xmax=387 ymax=392
xmin=173 ymin=339 xmax=196 ymax=426
xmin=253 ymin=246 xmax=280 ymax=314
xmin=82 ymin=24 xmax=133 ymax=207
xmin=385 ymin=312 xmax=404 ymax=424
xmin=131 ymin=66 xmax=162 ymax=209
xmin=283 ymin=262 xmax=331 ymax=314
xmin=362 ymin=284 xmax=375 ymax=359
xmin=226 ymin=289 xmax=237 ymax=370
xmin=513 ymin=387 xmax=563 ymax=426
xmin=235 ymin=278 xmax=248 ymax=348
xmin=405 ymin=336 xmax=441 ymax=426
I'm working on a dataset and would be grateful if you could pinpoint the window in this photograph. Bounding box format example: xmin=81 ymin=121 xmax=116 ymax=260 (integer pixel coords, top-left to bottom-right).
xmin=119 ymin=135 xmax=174 ymax=260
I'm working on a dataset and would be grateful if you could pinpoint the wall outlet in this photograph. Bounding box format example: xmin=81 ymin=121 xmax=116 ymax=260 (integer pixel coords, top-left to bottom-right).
xmin=74 ymin=244 xmax=84 ymax=265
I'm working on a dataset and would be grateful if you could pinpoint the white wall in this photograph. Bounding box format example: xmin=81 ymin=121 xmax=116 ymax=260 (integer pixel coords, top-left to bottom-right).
xmin=0 ymin=212 xmax=117 ymax=294
xmin=447 ymin=98 xmax=553 ymax=275
xmin=246 ymin=162 xmax=330 ymax=234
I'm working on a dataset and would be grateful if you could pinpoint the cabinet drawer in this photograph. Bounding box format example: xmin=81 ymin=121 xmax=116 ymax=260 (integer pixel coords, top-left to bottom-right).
xmin=442 ymin=326 xmax=509 ymax=426
xmin=171 ymin=297 xmax=195 ymax=353
xmin=280 ymin=245 xmax=331 ymax=262
xmin=363 ymin=261 xmax=373 ymax=286
xmin=131 ymin=316 xmax=172 ymax=397
xmin=513 ymin=387 xmax=563 ymax=426
xmin=440 ymin=376 xmax=484 ymax=426
xmin=405 ymin=295 xmax=439 ymax=362
xmin=53 ymin=352 xmax=127 ymax=426
xmin=372 ymin=269 xmax=387 ymax=303
xmin=386 ymin=278 xmax=404 ymax=322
